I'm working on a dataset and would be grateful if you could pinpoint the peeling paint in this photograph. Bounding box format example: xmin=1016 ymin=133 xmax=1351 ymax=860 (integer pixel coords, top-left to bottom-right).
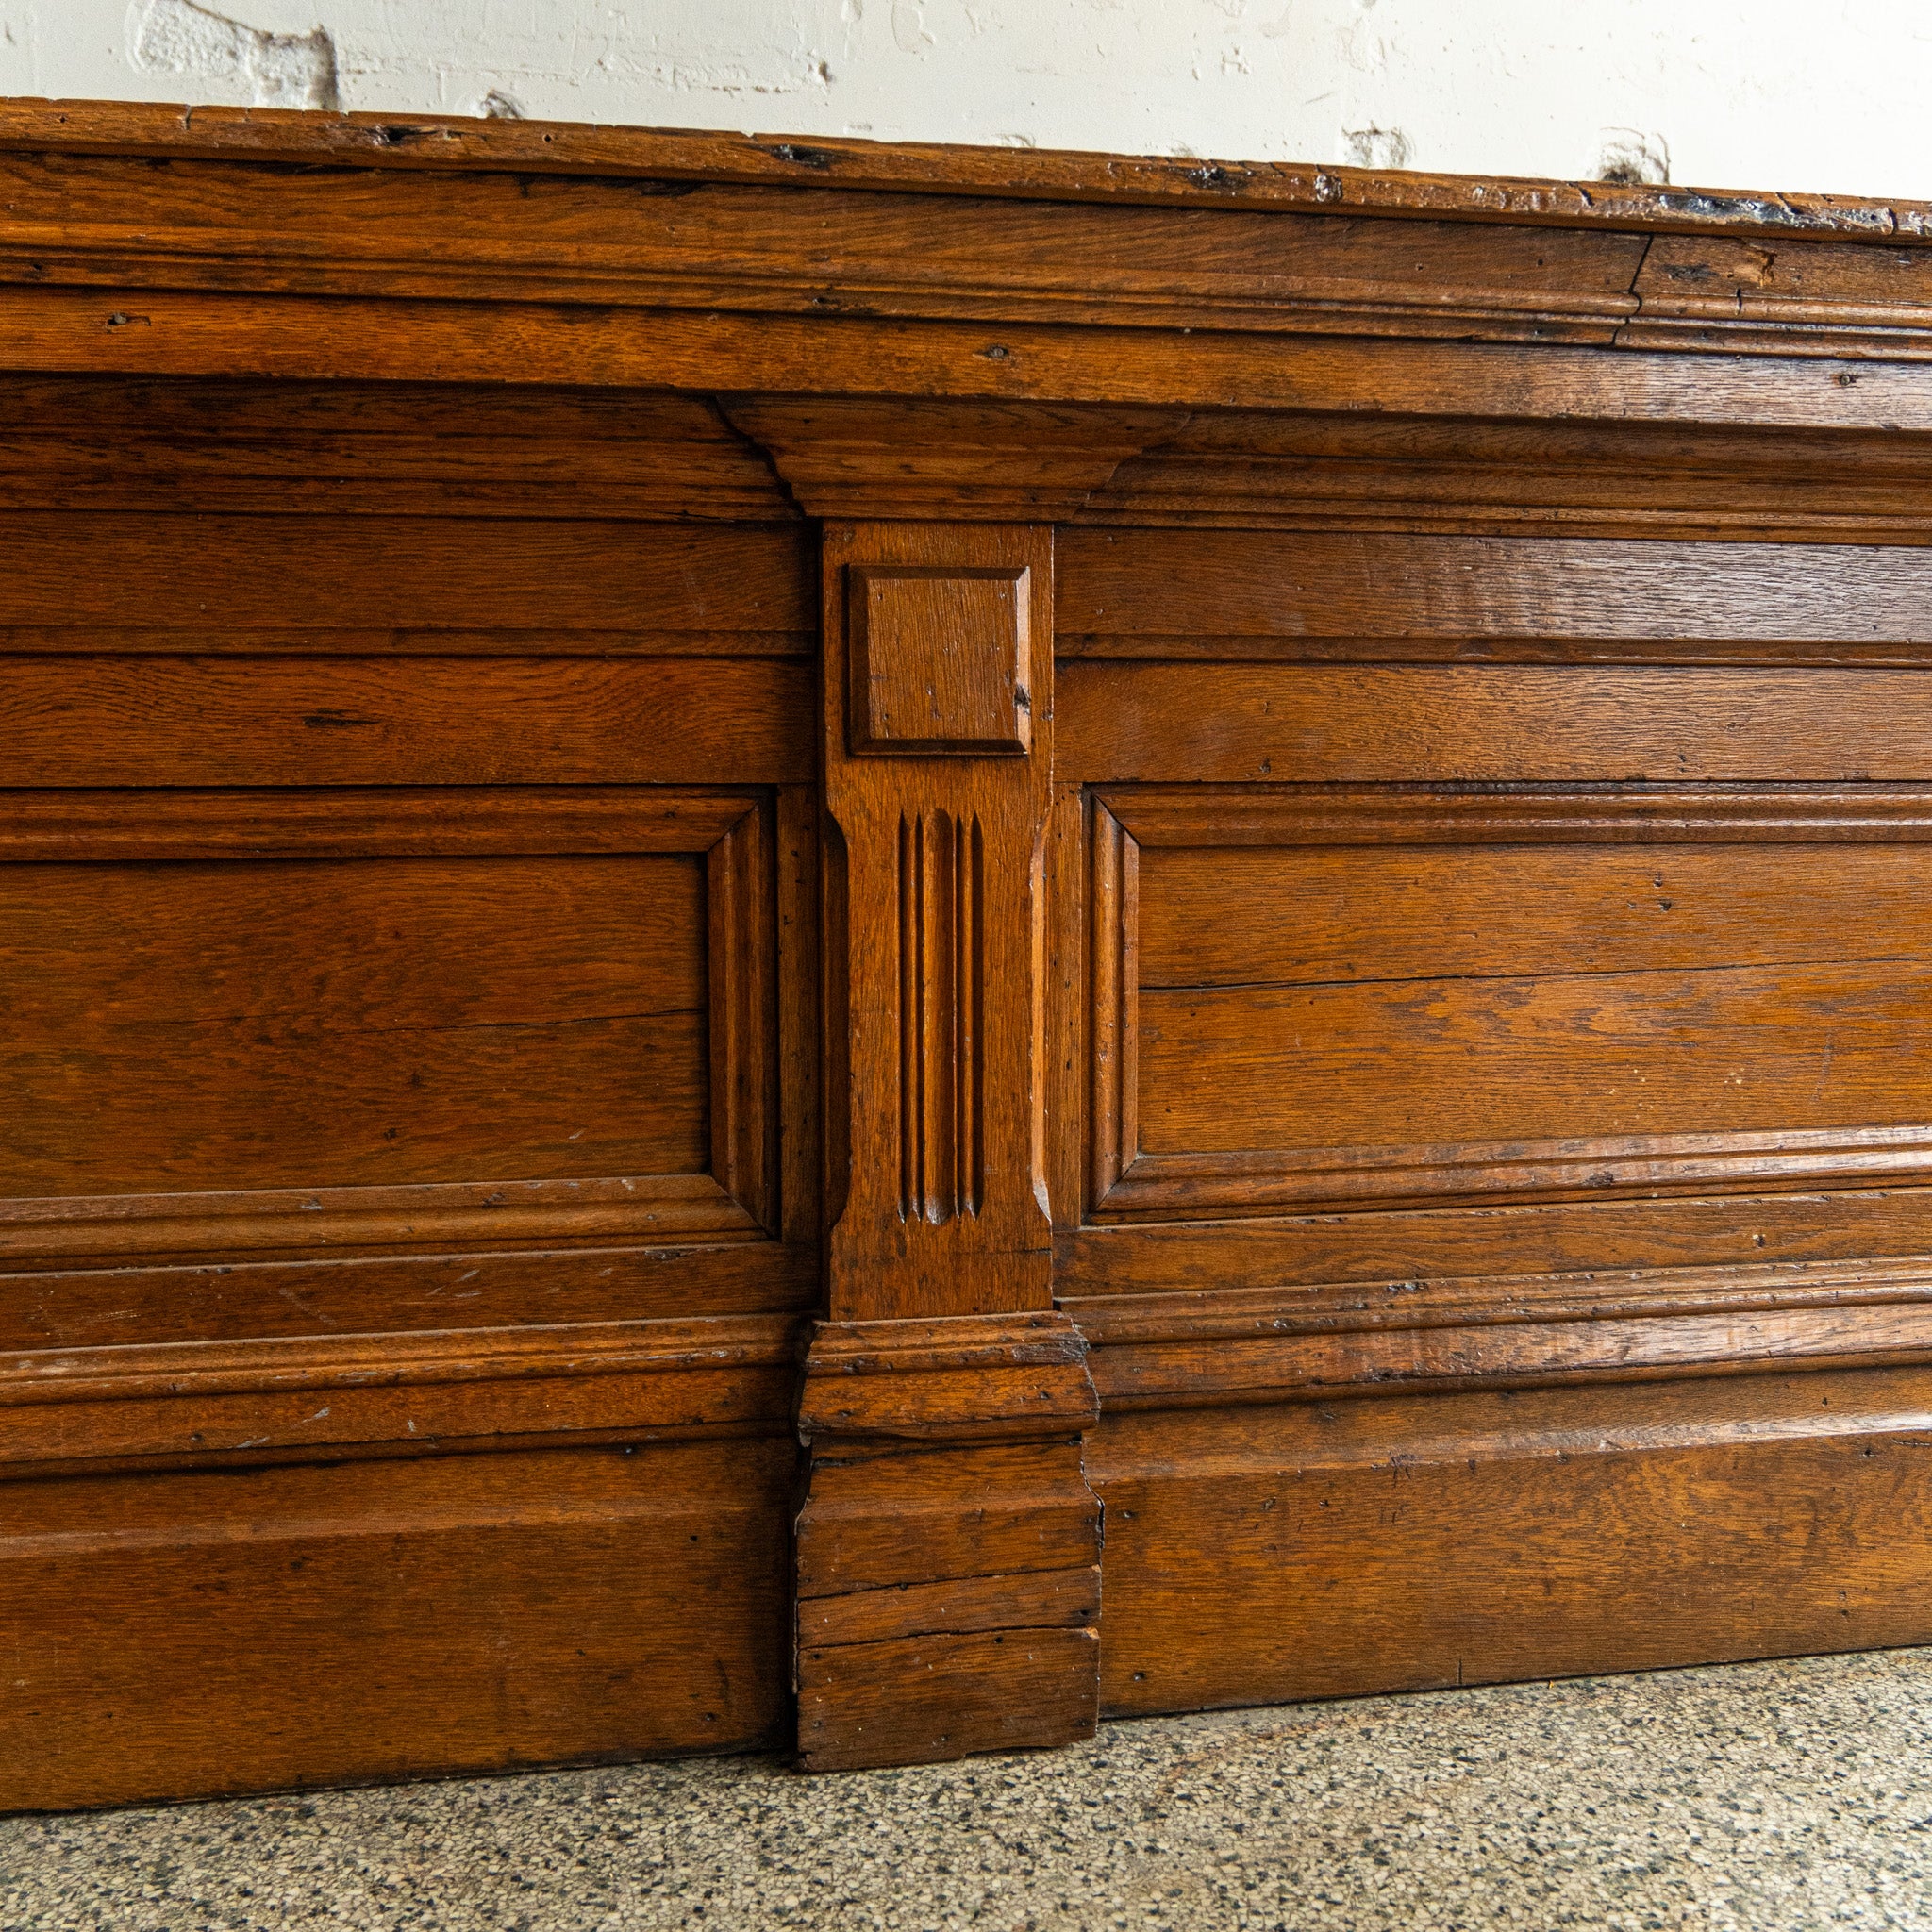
xmin=1596 ymin=127 xmax=1672 ymax=188
xmin=128 ymin=0 xmax=339 ymax=109
xmin=1343 ymin=125 xmax=1410 ymax=169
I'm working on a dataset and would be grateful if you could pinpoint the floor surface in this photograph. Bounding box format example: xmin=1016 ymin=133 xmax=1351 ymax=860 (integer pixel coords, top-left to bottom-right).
xmin=7 ymin=1649 xmax=1932 ymax=1930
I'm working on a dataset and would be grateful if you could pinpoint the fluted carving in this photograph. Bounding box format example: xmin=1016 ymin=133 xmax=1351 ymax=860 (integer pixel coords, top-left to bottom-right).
xmin=896 ymin=808 xmax=986 ymax=1224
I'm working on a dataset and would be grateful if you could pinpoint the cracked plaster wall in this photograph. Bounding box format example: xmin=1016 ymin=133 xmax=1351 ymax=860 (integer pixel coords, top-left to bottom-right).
xmin=0 ymin=1 xmax=1924 ymax=198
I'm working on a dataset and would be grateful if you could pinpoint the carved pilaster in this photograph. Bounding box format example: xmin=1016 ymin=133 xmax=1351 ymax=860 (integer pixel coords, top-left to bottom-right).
xmin=820 ymin=520 xmax=1055 ymax=1323
xmin=789 ymin=515 xmax=1098 ymax=1769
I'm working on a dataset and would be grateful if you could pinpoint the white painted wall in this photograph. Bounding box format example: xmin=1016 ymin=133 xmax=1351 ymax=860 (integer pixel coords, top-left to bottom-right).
xmin=0 ymin=0 xmax=1925 ymax=201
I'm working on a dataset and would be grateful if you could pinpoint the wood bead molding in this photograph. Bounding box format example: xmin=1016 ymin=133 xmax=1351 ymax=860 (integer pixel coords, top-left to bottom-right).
xmin=19 ymin=106 xmax=1932 ymax=1807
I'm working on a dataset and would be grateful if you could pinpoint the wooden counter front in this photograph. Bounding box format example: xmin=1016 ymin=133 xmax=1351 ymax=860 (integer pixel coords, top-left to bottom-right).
xmin=8 ymin=102 xmax=1932 ymax=1806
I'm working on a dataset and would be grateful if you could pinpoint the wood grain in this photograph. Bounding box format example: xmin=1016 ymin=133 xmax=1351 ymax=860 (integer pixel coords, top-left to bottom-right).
xmin=798 ymin=1628 xmax=1100 ymax=1774
xmin=0 ymin=382 xmax=800 ymax=525
xmin=3 ymin=853 xmax=708 ymax=1196
xmin=22 ymin=111 xmax=1932 ymax=1790
xmin=4 ymin=101 xmax=1928 ymax=254
xmin=19 ymin=290 xmax=1932 ymax=436
xmin=1059 ymin=664 xmax=1932 ymax=784
xmin=792 ymin=1312 xmax=1101 ymax=1771
xmin=1088 ymin=785 xmax=1932 ymax=1217
xmin=1058 ymin=530 xmax=1932 ymax=645
xmin=0 ymin=513 xmax=808 ymax=635
xmin=0 ymin=1312 xmax=803 ymax=1472
xmin=797 ymin=1565 xmax=1100 ymax=1648
xmin=1143 ymin=962 xmax=1932 ymax=1156
xmin=0 ymin=1436 xmax=793 ymax=1810
xmin=0 ymin=658 xmax=813 ymax=787
xmin=1058 ymin=1189 xmax=1932 ymax=1300
xmin=0 ymin=1242 xmax=817 ymax=1353
xmin=1089 ymin=1367 xmax=1932 ymax=1717
xmin=849 ymin=565 xmax=1033 ymax=754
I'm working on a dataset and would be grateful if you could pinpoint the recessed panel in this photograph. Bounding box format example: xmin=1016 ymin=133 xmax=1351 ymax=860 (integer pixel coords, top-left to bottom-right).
xmin=2 ymin=852 xmax=708 ymax=1196
xmin=1141 ymin=840 xmax=1932 ymax=1153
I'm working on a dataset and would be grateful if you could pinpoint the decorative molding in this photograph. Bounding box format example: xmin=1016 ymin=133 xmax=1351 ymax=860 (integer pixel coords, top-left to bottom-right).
xmin=895 ymin=810 xmax=987 ymax=1225
xmin=0 ymin=785 xmax=764 ymax=860
xmin=1106 ymin=1127 xmax=1932 ymax=1221
xmin=708 ymin=797 xmax=780 ymax=1231
xmin=1099 ymin=785 xmax=1932 ymax=850
xmin=0 ymin=380 xmax=799 ymax=523
xmin=820 ymin=523 xmax=1053 ymax=1323
xmin=0 ymin=1311 xmax=805 ymax=1472
xmin=1087 ymin=784 xmax=1932 ymax=1222
xmin=1081 ymin=414 xmax=1932 ymax=542
xmin=1068 ymin=1255 xmax=1932 ymax=1407
xmin=797 ymin=1311 xmax=1098 ymax=1442
xmin=1088 ymin=798 xmax=1138 ymax=1209
xmin=15 ymin=111 xmax=1932 ymax=366
xmin=6 ymin=103 xmax=1932 ymax=255
xmin=0 ymin=1174 xmax=759 ymax=1267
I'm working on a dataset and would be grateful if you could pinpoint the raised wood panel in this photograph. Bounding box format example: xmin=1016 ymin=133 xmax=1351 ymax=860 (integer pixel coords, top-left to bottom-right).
xmin=1090 ymin=1368 xmax=1932 ymax=1718
xmin=1138 ymin=841 xmax=1932 ymax=987
xmin=1059 ymin=664 xmax=1932 ymax=784
xmin=0 ymin=789 xmax=783 ymax=1272
xmin=1157 ymin=974 xmax=1921 ymax=1147
xmin=0 ymin=658 xmax=813 ymax=786
xmin=849 ymin=564 xmax=1033 ymax=755
xmin=0 ymin=1435 xmax=793 ymax=1810
xmin=1146 ymin=968 xmax=1932 ymax=1154
xmin=6 ymin=854 xmax=708 ymax=1195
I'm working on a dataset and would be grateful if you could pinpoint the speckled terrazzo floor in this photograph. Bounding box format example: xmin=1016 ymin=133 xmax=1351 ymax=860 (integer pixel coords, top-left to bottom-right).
xmin=8 ymin=1650 xmax=1932 ymax=1931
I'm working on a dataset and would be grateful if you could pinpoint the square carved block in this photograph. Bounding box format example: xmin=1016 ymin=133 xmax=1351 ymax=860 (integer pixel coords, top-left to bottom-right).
xmin=848 ymin=564 xmax=1033 ymax=756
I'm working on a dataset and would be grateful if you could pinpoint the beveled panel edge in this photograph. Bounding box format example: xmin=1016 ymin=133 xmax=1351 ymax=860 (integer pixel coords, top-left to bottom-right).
xmin=1097 ymin=783 xmax=1932 ymax=848
xmin=0 ymin=1174 xmax=760 ymax=1264
xmin=0 ymin=783 xmax=762 ymax=858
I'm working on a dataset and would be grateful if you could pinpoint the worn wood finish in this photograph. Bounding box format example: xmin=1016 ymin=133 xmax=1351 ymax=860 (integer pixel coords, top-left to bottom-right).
xmin=12 ymin=101 xmax=1932 ymax=256
xmin=1 ymin=1435 xmax=794 ymax=1811
xmin=16 ymin=106 xmax=1932 ymax=1800
xmin=1088 ymin=1367 xmax=1932 ymax=1717
xmin=794 ymin=1315 xmax=1102 ymax=1773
